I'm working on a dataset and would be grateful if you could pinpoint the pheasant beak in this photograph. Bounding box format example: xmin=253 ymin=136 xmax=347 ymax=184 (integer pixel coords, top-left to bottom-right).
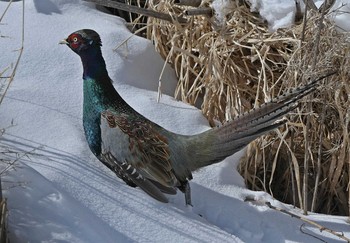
xmin=59 ymin=39 xmax=69 ymax=45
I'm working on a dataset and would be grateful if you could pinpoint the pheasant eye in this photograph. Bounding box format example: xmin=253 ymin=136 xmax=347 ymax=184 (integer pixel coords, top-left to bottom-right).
xmin=68 ymin=35 xmax=82 ymax=49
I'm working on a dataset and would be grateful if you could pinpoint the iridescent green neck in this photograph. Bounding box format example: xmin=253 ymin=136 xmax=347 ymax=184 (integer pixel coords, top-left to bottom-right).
xmin=79 ymin=46 xmax=110 ymax=156
xmin=82 ymin=77 xmax=105 ymax=156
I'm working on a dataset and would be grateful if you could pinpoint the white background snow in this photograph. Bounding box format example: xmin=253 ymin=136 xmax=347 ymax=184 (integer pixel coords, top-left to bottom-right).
xmin=1 ymin=0 xmax=349 ymax=242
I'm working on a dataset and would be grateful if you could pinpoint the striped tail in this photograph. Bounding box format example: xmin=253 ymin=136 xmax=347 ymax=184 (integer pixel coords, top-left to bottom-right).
xmin=187 ymin=72 xmax=335 ymax=171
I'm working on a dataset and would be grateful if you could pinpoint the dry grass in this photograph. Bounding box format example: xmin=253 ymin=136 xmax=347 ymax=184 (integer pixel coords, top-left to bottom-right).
xmin=142 ymin=1 xmax=350 ymax=215
xmin=0 ymin=0 xmax=25 ymax=106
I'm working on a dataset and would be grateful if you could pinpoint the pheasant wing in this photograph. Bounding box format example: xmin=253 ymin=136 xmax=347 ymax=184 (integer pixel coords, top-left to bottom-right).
xmin=100 ymin=110 xmax=179 ymax=190
xmin=100 ymin=151 xmax=170 ymax=203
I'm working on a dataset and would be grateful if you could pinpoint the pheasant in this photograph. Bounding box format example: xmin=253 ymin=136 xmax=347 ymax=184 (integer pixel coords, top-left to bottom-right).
xmin=59 ymin=29 xmax=333 ymax=205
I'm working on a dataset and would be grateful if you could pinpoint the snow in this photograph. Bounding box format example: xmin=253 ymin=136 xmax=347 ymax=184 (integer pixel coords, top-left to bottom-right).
xmin=248 ymin=0 xmax=296 ymax=31
xmin=213 ymin=0 xmax=350 ymax=31
xmin=1 ymin=0 xmax=350 ymax=242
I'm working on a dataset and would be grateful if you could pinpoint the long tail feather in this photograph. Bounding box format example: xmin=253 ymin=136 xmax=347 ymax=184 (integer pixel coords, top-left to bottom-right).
xmin=187 ymin=71 xmax=336 ymax=171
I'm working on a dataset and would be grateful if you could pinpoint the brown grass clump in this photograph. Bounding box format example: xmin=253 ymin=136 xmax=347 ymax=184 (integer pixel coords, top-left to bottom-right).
xmin=145 ymin=1 xmax=350 ymax=216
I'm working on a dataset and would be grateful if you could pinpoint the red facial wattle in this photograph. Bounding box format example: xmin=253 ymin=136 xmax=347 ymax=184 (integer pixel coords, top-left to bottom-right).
xmin=68 ymin=34 xmax=82 ymax=50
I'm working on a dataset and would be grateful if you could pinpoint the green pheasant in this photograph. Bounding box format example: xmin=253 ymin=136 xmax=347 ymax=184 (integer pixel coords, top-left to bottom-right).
xmin=60 ymin=29 xmax=333 ymax=205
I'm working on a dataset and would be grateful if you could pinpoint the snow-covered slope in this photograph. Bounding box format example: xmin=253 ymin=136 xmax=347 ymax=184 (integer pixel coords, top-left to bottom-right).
xmin=1 ymin=1 xmax=349 ymax=242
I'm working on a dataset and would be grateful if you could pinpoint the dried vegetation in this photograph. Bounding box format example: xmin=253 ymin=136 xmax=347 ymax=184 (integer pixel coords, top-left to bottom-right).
xmin=143 ymin=0 xmax=349 ymax=216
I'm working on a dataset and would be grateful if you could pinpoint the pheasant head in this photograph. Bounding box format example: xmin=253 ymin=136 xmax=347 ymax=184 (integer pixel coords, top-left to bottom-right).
xmin=59 ymin=29 xmax=102 ymax=54
xmin=60 ymin=29 xmax=107 ymax=79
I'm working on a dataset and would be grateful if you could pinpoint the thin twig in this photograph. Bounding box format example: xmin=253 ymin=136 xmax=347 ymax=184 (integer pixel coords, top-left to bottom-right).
xmin=319 ymin=0 xmax=336 ymax=14
xmin=174 ymin=0 xmax=202 ymax=7
xmin=0 ymin=145 xmax=43 ymax=176
xmin=0 ymin=0 xmax=13 ymax=22
xmin=157 ymin=50 xmax=173 ymax=103
xmin=312 ymin=3 xmax=327 ymax=69
xmin=303 ymin=110 xmax=310 ymax=215
xmin=83 ymin=0 xmax=188 ymax=23
xmin=185 ymin=8 xmax=213 ymax=16
xmin=290 ymin=128 xmax=297 ymax=207
xmin=311 ymin=104 xmax=326 ymax=212
xmin=301 ymin=0 xmax=309 ymax=42
xmin=0 ymin=0 xmax=25 ymax=106
xmin=0 ymin=199 xmax=6 ymax=241
xmin=265 ymin=201 xmax=350 ymax=242
xmin=302 ymin=0 xmax=318 ymax=11
xmin=300 ymin=223 xmax=327 ymax=242
xmin=113 ymin=25 xmax=149 ymax=51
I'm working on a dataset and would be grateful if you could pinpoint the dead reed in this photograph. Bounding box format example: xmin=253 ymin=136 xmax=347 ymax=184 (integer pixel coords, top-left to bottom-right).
xmin=132 ymin=0 xmax=349 ymax=216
